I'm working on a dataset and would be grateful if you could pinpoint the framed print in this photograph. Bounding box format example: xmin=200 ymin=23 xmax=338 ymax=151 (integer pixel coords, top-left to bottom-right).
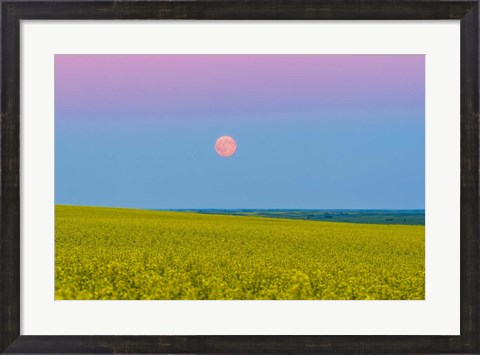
xmin=1 ymin=1 xmax=479 ymax=353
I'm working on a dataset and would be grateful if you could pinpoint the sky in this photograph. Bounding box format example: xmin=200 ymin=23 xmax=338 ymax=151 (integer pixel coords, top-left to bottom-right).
xmin=55 ymin=55 xmax=425 ymax=209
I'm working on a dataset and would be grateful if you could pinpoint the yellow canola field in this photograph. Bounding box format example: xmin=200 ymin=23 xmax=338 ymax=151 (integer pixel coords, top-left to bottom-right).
xmin=55 ymin=205 xmax=425 ymax=300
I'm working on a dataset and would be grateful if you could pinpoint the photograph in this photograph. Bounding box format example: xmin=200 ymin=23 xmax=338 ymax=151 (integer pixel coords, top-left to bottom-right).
xmin=54 ymin=54 xmax=425 ymax=300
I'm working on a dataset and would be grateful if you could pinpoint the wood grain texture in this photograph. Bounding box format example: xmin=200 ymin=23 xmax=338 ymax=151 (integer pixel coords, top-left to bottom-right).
xmin=0 ymin=0 xmax=477 ymax=20
xmin=1 ymin=1 xmax=20 ymax=353
xmin=460 ymin=4 xmax=480 ymax=353
xmin=3 ymin=335 xmax=480 ymax=353
xmin=1 ymin=0 xmax=479 ymax=353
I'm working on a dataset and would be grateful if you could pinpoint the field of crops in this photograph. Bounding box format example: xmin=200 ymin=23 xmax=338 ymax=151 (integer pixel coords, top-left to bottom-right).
xmin=55 ymin=205 xmax=425 ymax=300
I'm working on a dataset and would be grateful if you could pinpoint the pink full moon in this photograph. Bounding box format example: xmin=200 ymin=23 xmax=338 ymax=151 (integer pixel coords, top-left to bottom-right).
xmin=215 ymin=136 xmax=237 ymax=157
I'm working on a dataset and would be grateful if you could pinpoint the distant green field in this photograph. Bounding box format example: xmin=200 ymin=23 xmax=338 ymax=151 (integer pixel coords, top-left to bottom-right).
xmin=55 ymin=205 xmax=425 ymax=300
xmin=177 ymin=209 xmax=425 ymax=225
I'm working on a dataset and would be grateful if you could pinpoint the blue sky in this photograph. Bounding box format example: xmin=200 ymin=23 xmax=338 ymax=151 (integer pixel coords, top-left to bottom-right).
xmin=55 ymin=55 xmax=424 ymax=209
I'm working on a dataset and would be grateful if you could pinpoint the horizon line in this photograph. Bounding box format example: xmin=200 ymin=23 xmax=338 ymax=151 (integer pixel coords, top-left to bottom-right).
xmin=55 ymin=204 xmax=425 ymax=211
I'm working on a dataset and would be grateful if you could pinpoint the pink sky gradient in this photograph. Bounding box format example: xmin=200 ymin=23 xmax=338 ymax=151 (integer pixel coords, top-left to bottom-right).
xmin=55 ymin=55 xmax=424 ymax=121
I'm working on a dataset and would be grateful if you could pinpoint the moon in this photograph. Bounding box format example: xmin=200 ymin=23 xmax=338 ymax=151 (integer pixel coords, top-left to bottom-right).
xmin=215 ymin=136 xmax=237 ymax=157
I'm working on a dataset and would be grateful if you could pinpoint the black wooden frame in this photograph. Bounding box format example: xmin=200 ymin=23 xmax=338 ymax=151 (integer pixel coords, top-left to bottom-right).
xmin=1 ymin=1 xmax=479 ymax=353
